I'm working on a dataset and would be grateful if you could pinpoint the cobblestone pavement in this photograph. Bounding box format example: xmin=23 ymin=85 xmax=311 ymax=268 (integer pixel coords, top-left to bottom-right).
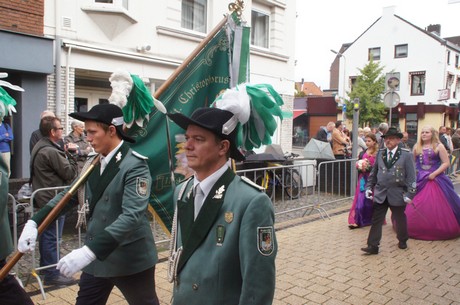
xmin=17 ymin=200 xmax=460 ymax=305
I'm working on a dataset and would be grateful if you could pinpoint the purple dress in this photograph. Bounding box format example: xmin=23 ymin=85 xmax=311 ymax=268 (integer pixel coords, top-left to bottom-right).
xmin=406 ymin=147 xmax=460 ymax=240
xmin=348 ymin=152 xmax=376 ymax=227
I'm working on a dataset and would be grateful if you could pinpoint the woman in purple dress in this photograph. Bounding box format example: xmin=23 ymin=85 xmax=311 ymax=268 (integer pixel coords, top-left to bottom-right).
xmin=406 ymin=126 xmax=460 ymax=240
xmin=348 ymin=133 xmax=378 ymax=229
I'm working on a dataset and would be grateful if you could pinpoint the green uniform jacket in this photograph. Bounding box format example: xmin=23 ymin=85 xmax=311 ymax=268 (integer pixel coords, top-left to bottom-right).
xmin=0 ymin=156 xmax=13 ymax=260
xmin=33 ymin=143 xmax=158 ymax=277
xmin=173 ymin=168 xmax=277 ymax=305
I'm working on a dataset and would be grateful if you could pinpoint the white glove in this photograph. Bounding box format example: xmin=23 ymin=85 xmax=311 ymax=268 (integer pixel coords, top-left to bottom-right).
xmin=18 ymin=220 xmax=38 ymax=253
xmin=403 ymin=196 xmax=412 ymax=204
xmin=365 ymin=189 xmax=373 ymax=200
xmin=57 ymin=246 xmax=96 ymax=277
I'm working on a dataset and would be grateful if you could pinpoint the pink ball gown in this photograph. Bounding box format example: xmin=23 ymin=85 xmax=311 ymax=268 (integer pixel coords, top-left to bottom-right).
xmin=405 ymin=147 xmax=460 ymax=240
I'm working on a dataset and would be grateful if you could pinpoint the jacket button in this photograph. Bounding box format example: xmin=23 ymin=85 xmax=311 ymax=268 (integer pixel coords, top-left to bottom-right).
xmin=104 ymin=195 xmax=109 ymax=201
xmin=192 ymin=284 xmax=199 ymax=290
xmin=102 ymin=216 xmax=107 ymax=221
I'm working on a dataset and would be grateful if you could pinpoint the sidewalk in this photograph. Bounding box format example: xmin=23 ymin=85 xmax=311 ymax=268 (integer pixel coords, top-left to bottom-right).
xmin=24 ymin=204 xmax=460 ymax=305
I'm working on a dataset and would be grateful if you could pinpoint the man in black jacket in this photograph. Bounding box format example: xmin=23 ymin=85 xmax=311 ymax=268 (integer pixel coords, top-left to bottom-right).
xmin=315 ymin=121 xmax=335 ymax=142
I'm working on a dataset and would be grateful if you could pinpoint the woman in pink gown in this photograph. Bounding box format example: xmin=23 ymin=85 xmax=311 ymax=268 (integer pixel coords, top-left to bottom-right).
xmin=348 ymin=133 xmax=378 ymax=229
xmin=406 ymin=126 xmax=460 ymax=240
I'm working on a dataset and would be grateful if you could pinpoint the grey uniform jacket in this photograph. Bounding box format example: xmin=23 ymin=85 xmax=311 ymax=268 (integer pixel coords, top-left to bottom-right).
xmin=172 ymin=168 xmax=277 ymax=305
xmin=366 ymin=147 xmax=416 ymax=206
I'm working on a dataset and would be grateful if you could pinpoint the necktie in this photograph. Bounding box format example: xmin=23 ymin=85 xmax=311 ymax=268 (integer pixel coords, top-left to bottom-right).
xmin=194 ymin=184 xmax=204 ymax=220
xmin=100 ymin=157 xmax=107 ymax=174
xmin=388 ymin=151 xmax=393 ymax=162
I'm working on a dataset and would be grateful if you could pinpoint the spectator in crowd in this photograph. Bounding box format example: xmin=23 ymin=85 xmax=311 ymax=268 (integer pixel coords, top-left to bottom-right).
xmin=356 ymin=128 xmax=367 ymax=155
xmin=28 ymin=116 xmax=78 ymax=286
xmin=361 ymin=127 xmax=416 ymax=255
xmin=439 ymin=126 xmax=451 ymax=154
xmin=400 ymin=131 xmax=410 ymax=149
xmin=363 ymin=126 xmax=371 ymax=136
xmin=332 ymin=120 xmax=350 ymax=159
xmin=446 ymin=127 xmax=454 ymax=152
xmin=64 ymin=120 xmax=93 ymax=172
xmin=452 ymin=128 xmax=460 ymax=150
xmin=0 ymin=157 xmax=34 ymax=304
xmin=19 ymin=104 xmax=160 ymax=304
xmin=405 ymin=126 xmax=460 ymax=240
xmin=29 ymin=110 xmax=56 ymax=153
xmin=348 ymin=133 xmax=379 ymax=229
xmin=451 ymin=128 xmax=460 ymax=173
xmin=0 ymin=117 xmax=13 ymax=177
xmin=167 ymin=107 xmax=277 ymax=305
xmin=375 ymin=122 xmax=389 ymax=148
xmin=315 ymin=121 xmax=335 ymax=143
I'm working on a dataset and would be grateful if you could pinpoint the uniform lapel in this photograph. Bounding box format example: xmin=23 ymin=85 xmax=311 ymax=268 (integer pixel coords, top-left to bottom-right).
xmin=88 ymin=144 xmax=129 ymax=215
xmin=177 ymin=181 xmax=195 ymax=248
xmin=385 ymin=147 xmax=401 ymax=169
xmin=177 ymin=168 xmax=235 ymax=272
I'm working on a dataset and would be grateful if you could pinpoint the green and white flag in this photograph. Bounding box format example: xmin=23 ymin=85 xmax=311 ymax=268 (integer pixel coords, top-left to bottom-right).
xmin=128 ymin=12 xmax=250 ymax=233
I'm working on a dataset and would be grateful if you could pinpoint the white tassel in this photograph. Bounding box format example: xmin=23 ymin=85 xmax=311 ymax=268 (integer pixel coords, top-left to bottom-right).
xmin=108 ymin=70 xmax=133 ymax=109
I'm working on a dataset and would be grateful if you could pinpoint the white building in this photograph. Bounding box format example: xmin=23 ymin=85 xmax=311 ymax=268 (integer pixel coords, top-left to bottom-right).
xmin=332 ymin=6 xmax=460 ymax=142
xmin=2 ymin=0 xmax=296 ymax=177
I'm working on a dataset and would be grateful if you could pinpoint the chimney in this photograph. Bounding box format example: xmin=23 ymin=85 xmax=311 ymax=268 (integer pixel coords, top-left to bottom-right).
xmin=426 ymin=24 xmax=441 ymax=36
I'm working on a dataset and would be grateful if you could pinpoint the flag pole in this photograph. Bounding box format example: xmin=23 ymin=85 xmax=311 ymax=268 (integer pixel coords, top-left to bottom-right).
xmin=0 ymin=155 xmax=101 ymax=281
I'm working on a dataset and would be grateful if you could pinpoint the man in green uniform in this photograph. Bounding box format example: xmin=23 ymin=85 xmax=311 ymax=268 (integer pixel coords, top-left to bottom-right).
xmin=168 ymin=107 xmax=277 ymax=305
xmin=18 ymin=104 xmax=159 ymax=305
xmin=0 ymin=157 xmax=33 ymax=304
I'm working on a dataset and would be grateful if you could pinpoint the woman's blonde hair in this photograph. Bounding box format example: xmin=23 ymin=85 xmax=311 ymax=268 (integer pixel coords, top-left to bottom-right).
xmin=413 ymin=125 xmax=439 ymax=155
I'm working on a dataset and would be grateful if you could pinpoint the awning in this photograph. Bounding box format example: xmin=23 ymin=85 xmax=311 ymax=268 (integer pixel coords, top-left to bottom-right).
xmin=293 ymin=110 xmax=307 ymax=119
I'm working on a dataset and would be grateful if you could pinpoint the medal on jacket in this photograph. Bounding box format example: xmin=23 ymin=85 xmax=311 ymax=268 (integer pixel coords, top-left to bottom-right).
xmin=216 ymin=225 xmax=226 ymax=246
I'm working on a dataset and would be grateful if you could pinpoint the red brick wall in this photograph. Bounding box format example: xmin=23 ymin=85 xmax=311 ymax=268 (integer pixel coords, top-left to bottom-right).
xmin=0 ymin=0 xmax=44 ymax=36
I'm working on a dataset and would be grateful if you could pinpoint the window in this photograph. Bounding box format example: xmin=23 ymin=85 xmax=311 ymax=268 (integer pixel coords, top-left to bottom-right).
xmin=395 ymin=44 xmax=408 ymax=58
xmin=350 ymin=76 xmax=357 ymax=92
xmin=410 ymin=71 xmax=426 ymax=96
xmin=94 ymin=0 xmax=128 ymax=10
xmin=456 ymin=54 xmax=459 ymax=68
xmin=406 ymin=113 xmax=418 ymax=148
xmin=447 ymin=51 xmax=451 ymax=65
xmin=251 ymin=10 xmax=269 ymax=48
xmin=181 ymin=0 xmax=207 ymax=33
xmin=368 ymin=47 xmax=380 ymax=60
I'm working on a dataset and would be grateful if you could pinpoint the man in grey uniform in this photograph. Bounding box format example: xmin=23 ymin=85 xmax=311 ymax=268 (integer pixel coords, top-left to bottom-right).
xmin=361 ymin=127 xmax=416 ymax=254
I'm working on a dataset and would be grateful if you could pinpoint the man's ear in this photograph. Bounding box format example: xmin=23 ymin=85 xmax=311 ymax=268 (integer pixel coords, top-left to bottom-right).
xmin=220 ymin=139 xmax=230 ymax=155
xmin=108 ymin=125 xmax=117 ymax=137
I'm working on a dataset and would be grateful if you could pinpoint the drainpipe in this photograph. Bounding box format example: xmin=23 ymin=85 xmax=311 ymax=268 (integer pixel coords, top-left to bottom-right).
xmin=66 ymin=45 xmax=72 ymax=135
xmin=55 ymin=36 xmax=63 ymax=128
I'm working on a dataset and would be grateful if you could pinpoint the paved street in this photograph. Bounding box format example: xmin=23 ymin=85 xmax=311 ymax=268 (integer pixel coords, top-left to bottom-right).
xmin=23 ymin=203 xmax=460 ymax=305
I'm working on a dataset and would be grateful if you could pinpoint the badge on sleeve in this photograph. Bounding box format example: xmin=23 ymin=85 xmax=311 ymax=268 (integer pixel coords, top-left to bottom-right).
xmin=257 ymin=226 xmax=274 ymax=256
xmin=136 ymin=177 xmax=149 ymax=197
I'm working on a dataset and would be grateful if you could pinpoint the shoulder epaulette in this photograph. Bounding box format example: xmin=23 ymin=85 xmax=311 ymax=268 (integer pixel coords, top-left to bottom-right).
xmin=379 ymin=148 xmax=385 ymax=151
xmin=132 ymin=150 xmax=148 ymax=160
xmin=401 ymin=148 xmax=410 ymax=152
xmin=241 ymin=176 xmax=265 ymax=191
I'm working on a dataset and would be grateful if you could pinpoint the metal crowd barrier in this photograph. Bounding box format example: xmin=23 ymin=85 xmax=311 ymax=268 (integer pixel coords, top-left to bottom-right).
xmin=236 ymin=159 xmax=354 ymax=220
xmin=305 ymin=158 xmax=357 ymax=219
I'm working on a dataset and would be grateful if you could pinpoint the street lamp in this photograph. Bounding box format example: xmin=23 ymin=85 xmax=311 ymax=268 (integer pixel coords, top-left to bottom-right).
xmin=331 ymin=49 xmax=347 ymax=120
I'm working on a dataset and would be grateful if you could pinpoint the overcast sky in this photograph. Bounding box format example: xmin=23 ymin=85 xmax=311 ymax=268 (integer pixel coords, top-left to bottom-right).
xmin=295 ymin=0 xmax=460 ymax=90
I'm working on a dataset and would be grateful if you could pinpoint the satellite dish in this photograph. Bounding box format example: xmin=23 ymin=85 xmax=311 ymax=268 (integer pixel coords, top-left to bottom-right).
xmin=383 ymin=91 xmax=400 ymax=108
